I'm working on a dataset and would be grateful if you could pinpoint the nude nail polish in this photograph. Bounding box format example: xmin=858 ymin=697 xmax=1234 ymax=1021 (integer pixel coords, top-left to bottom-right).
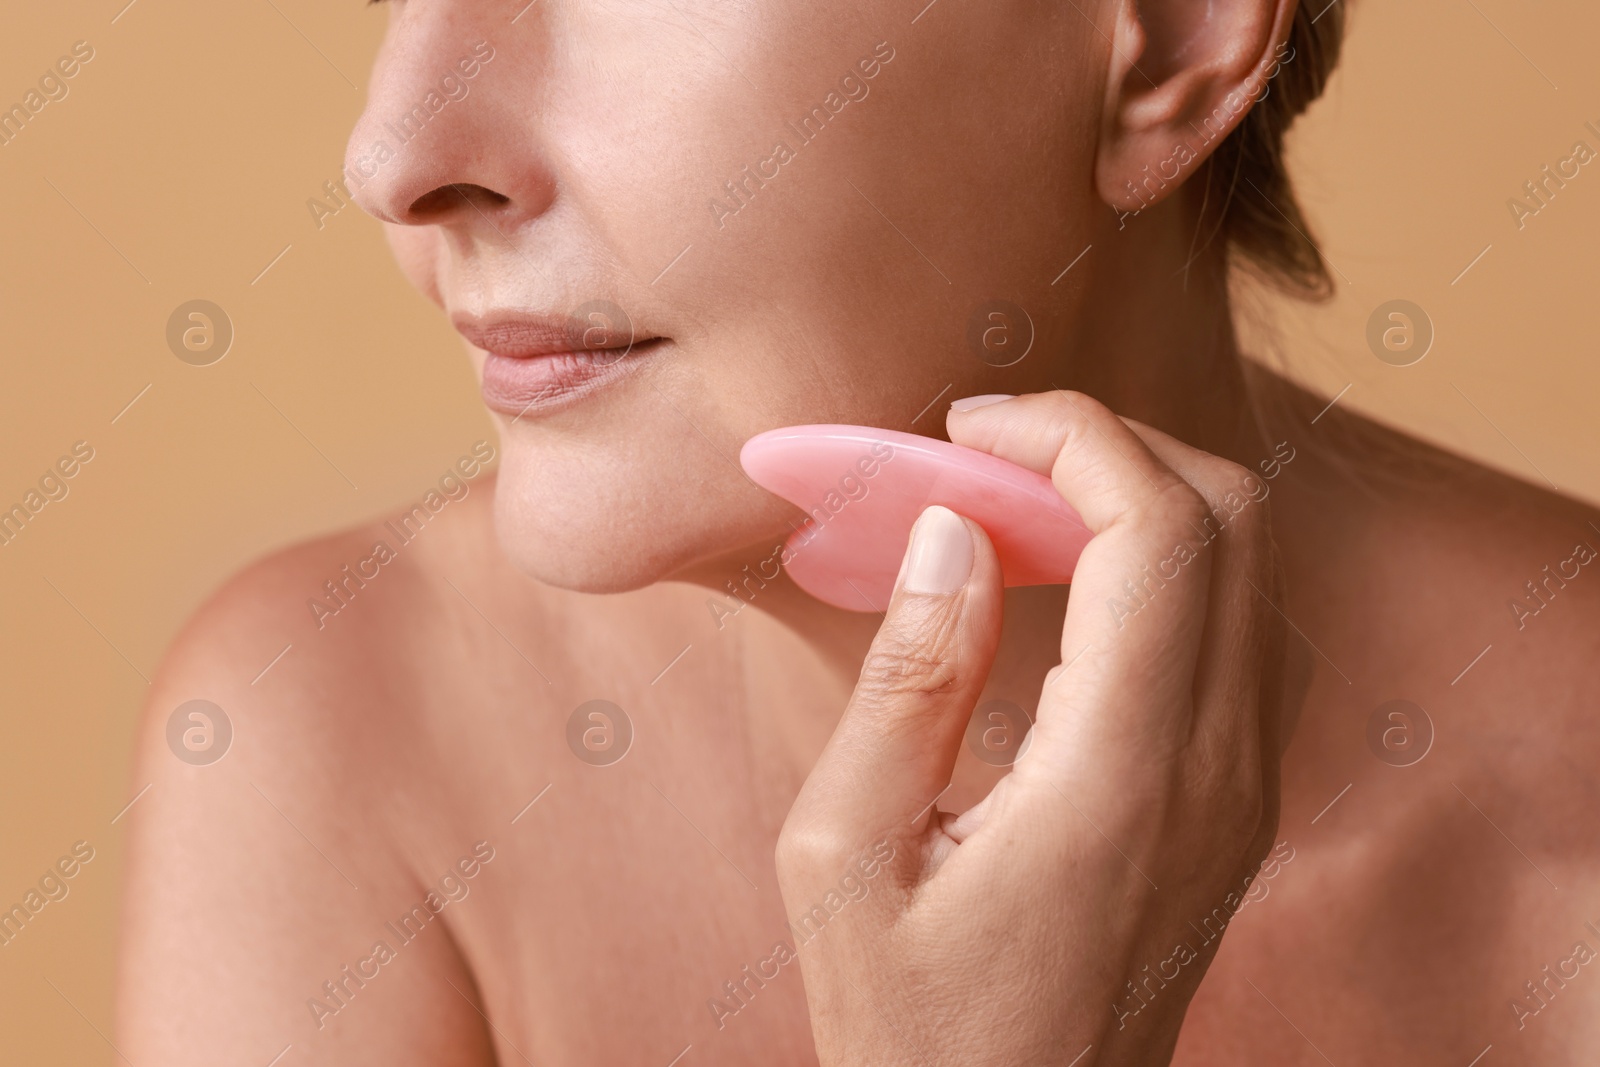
xmin=903 ymin=505 xmax=974 ymax=594
xmin=949 ymin=394 xmax=1015 ymax=412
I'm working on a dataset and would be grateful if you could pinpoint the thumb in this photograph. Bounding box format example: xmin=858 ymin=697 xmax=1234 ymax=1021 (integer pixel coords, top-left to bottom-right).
xmin=783 ymin=505 xmax=1005 ymax=869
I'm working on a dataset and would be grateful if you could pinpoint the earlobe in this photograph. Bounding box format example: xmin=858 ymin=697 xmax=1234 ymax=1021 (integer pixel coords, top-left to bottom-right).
xmin=1094 ymin=0 xmax=1295 ymax=213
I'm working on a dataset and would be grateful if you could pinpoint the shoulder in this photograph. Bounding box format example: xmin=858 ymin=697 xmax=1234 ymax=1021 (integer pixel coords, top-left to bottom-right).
xmin=1454 ymin=472 xmax=1600 ymax=716
xmin=1266 ymin=375 xmax=1600 ymax=706
xmin=138 ymin=471 xmax=577 ymax=762
xmin=115 ymin=477 xmax=525 ymax=1061
xmin=1325 ymin=404 xmax=1600 ymax=752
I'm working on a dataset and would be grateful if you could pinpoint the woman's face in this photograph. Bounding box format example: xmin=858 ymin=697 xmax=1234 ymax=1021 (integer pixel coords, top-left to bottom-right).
xmin=348 ymin=0 xmax=1109 ymax=591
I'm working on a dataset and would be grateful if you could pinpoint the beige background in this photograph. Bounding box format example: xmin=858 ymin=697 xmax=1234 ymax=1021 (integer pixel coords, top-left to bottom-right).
xmin=1 ymin=1 xmax=1595 ymax=1060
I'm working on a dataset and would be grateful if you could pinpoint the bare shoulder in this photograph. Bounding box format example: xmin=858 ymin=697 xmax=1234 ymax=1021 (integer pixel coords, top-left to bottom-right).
xmin=1305 ymin=388 xmax=1600 ymax=697
xmin=139 ymin=469 xmax=578 ymax=746
xmin=1438 ymin=462 xmax=1600 ymax=788
xmin=1191 ymin=388 xmax=1600 ymax=1061
xmin=1390 ymin=436 xmax=1600 ymax=694
xmin=114 ymin=476 xmax=541 ymax=1065
xmin=1266 ymin=376 xmax=1600 ymax=697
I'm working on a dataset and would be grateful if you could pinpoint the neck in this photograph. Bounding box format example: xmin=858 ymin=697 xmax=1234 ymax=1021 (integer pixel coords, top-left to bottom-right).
xmin=1062 ymin=198 xmax=1265 ymax=466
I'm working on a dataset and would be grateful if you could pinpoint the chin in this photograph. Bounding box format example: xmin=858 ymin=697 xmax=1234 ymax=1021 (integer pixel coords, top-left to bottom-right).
xmin=490 ymin=433 xmax=798 ymax=595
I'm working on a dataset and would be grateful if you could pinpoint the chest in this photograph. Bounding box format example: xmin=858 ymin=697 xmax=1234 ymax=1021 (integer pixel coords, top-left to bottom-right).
xmin=442 ymin=755 xmax=819 ymax=1066
xmin=410 ymin=600 xmax=1600 ymax=1065
xmin=451 ymin=765 xmax=1600 ymax=1067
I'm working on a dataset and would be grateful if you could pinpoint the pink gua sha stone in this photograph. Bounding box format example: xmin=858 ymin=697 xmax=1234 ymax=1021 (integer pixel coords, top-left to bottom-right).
xmin=739 ymin=425 xmax=1093 ymax=612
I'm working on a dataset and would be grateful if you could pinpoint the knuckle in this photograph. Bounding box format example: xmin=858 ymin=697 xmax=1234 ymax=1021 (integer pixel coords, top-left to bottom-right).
xmin=1031 ymin=391 xmax=1104 ymax=456
xmin=1050 ymin=389 xmax=1114 ymax=424
xmin=857 ymin=625 xmax=960 ymax=704
xmin=1153 ymin=480 xmax=1211 ymax=528
xmin=1208 ymin=459 xmax=1273 ymax=528
xmin=775 ymin=819 xmax=854 ymax=880
xmin=1195 ymin=457 xmax=1246 ymax=497
xmin=1040 ymin=407 xmax=1096 ymax=471
xmin=1211 ymin=457 xmax=1253 ymax=488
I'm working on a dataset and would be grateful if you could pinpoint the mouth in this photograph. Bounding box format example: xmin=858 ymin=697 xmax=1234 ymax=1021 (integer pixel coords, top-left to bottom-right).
xmin=454 ymin=311 xmax=669 ymax=419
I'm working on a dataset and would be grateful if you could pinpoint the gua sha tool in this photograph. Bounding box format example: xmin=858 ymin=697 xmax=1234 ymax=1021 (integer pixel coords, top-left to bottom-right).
xmin=739 ymin=425 xmax=1093 ymax=612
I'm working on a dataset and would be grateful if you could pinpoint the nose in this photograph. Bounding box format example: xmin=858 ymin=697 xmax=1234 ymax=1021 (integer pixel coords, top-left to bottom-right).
xmin=344 ymin=9 xmax=555 ymax=229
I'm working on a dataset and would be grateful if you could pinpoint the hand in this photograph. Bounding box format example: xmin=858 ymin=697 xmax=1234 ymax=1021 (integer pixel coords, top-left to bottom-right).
xmin=776 ymin=391 xmax=1290 ymax=1066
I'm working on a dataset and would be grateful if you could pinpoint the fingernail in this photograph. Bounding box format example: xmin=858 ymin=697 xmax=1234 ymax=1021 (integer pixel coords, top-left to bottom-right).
xmin=949 ymin=394 xmax=1015 ymax=412
xmin=902 ymin=505 xmax=974 ymax=595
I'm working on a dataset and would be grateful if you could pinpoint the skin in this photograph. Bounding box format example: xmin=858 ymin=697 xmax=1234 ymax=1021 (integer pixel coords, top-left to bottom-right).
xmin=115 ymin=0 xmax=1600 ymax=1064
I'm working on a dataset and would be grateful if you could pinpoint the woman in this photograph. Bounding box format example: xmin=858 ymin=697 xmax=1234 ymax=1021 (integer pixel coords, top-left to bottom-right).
xmin=116 ymin=0 xmax=1600 ymax=1063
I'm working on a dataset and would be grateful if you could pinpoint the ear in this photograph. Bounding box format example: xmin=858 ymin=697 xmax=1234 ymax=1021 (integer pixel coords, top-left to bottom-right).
xmin=1095 ymin=0 xmax=1299 ymax=213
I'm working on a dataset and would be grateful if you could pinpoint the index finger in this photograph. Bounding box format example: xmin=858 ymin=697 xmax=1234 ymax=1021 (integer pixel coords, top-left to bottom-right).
xmin=948 ymin=391 xmax=1217 ymax=776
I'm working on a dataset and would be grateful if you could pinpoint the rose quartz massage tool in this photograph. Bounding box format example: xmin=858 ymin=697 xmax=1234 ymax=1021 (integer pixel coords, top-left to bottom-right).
xmin=739 ymin=425 xmax=1093 ymax=612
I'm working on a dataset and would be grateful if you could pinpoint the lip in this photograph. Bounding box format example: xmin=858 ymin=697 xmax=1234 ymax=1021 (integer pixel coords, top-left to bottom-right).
xmin=454 ymin=311 xmax=667 ymax=418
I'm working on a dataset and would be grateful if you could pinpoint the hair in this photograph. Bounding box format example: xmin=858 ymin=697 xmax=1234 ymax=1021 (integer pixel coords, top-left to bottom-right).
xmin=1210 ymin=6 xmax=1471 ymax=503
xmin=1202 ymin=2 xmax=1348 ymax=299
